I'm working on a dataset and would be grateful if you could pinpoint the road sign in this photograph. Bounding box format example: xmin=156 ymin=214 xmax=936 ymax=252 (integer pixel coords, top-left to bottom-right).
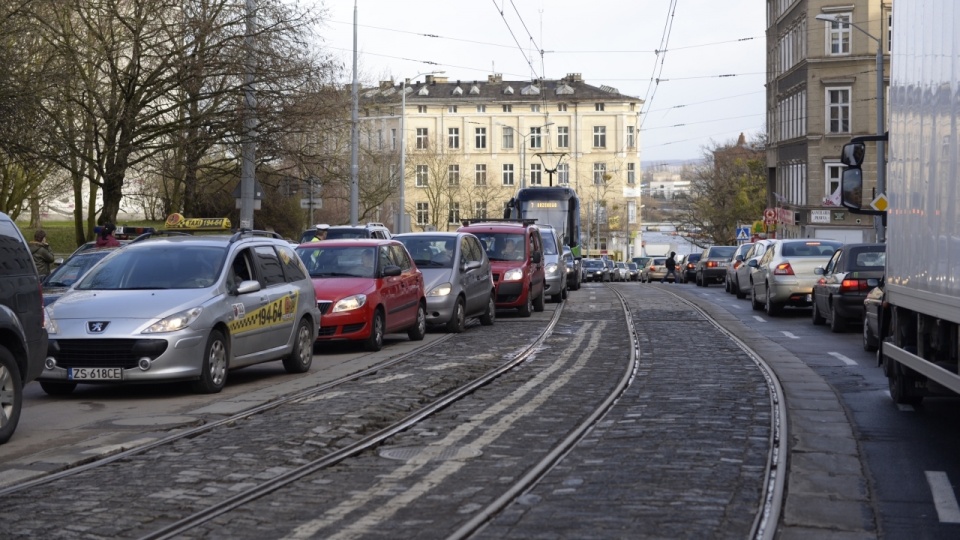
xmin=736 ymin=226 xmax=750 ymax=241
xmin=300 ymin=198 xmax=322 ymax=209
xmin=870 ymin=194 xmax=888 ymax=212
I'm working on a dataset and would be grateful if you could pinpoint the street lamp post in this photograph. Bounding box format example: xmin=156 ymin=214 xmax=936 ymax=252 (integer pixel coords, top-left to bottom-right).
xmin=398 ymin=71 xmax=444 ymax=234
xmin=816 ymin=13 xmax=886 ymax=242
xmin=496 ymin=122 xmax=554 ymax=189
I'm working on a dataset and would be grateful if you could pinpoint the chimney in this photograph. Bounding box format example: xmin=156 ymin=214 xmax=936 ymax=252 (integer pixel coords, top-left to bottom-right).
xmin=565 ymin=73 xmax=583 ymax=82
xmin=487 ymin=73 xmax=503 ymax=84
xmin=379 ymin=80 xmax=394 ymax=90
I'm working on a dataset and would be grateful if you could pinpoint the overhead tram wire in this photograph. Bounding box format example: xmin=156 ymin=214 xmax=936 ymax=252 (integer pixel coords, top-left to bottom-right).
xmin=490 ymin=0 xmax=542 ymax=81
xmin=639 ymin=0 xmax=679 ymax=130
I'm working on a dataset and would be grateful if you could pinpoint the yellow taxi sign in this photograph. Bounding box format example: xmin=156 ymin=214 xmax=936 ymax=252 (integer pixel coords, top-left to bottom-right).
xmin=164 ymin=213 xmax=232 ymax=230
xmin=870 ymin=194 xmax=888 ymax=212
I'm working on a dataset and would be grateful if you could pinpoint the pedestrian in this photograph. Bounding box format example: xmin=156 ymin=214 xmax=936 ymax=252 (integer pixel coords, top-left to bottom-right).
xmin=661 ymin=251 xmax=679 ymax=283
xmin=30 ymin=230 xmax=55 ymax=278
xmin=95 ymin=222 xmax=121 ymax=248
xmin=311 ymin=224 xmax=329 ymax=242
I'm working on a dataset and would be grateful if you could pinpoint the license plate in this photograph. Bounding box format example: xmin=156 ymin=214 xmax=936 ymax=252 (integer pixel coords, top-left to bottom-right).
xmin=69 ymin=367 xmax=123 ymax=380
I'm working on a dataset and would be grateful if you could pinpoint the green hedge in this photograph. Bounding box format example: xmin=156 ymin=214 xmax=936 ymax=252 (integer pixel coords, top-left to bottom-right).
xmin=20 ymin=220 xmax=164 ymax=258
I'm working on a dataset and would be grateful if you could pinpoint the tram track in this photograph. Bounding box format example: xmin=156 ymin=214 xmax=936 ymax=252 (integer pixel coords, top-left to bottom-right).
xmin=0 ymin=306 xmax=564 ymax=539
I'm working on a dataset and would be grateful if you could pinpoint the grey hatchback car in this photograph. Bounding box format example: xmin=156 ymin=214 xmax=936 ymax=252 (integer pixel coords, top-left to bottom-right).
xmin=40 ymin=230 xmax=321 ymax=395
xmin=394 ymin=232 xmax=496 ymax=333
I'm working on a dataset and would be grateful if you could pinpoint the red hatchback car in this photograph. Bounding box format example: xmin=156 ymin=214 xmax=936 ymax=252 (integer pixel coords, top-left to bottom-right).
xmin=295 ymin=239 xmax=426 ymax=351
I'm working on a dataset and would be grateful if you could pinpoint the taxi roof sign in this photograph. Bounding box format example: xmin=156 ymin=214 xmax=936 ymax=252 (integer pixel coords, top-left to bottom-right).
xmin=164 ymin=213 xmax=232 ymax=231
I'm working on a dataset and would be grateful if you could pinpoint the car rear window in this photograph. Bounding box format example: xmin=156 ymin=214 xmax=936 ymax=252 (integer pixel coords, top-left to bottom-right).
xmin=0 ymin=220 xmax=33 ymax=277
xmin=708 ymin=246 xmax=737 ymax=258
xmin=325 ymin=228 xmax=367 ymax=240
xmin=781 ymin=241 xmax=842 ymax=257
xmin=851 ymin=248 xmax=886 ymax=269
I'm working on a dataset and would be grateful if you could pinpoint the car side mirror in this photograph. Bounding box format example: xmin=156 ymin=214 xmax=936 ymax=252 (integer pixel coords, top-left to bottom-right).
xmin=747 ymin=260 xmax=758 ymax=268
xmin=735 ymin=255 xmax=744 ymax=262
xmin=531 ymin=251 xmax=542 ymax=264
xmin=382 ymin=265 xmax=402 ymax=277
xmin=236 ymin=279 xmax=261 ymax=295
xmin=814 ymin=267 xmax=824 ymax=275
xmin=463 ymin=260 xmax=481 ymax=272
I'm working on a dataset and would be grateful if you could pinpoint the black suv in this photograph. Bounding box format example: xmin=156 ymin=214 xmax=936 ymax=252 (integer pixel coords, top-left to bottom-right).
xmin=0 ymin=211 xmax=48 ymax=443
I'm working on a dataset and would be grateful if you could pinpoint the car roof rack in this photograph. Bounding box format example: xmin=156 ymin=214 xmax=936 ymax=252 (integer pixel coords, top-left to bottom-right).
xmin=229 ymin=229 xmax=284 ymax=243
xmin=460 ymin=218 xmax=537 ymax=227
xmin=130 ymin=230 xmax=193 ymax=243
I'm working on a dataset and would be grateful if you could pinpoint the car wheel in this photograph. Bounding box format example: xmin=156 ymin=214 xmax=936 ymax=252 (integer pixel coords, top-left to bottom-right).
xmin=39 ymin=381 xmax=78 ymax=396
xmin=561 ymin=284 xmax=568 ymax=300
xmin=764 ymin=287 xmax=781 ymax=316
xmin=829 ymin=301 xmax=845 ymax=333
xmin=735 ymin=279 xmax=747 ymax=299
xmin=533 ymin=288 xmax=545 ymax=312
xmin=192 ymin=329 xmax=228 ymax=394
xmin=724 ymin=279 xmax=731 ymax=293
xmin=750 ymin=282 xmax=763 ymax=311
xmin=518 ymin=292 xmax=533 ymax=317
xmin=445 ymin=297 xmax=466 ymax=333
xmin=408 ymin=302 xmax=427 ymax=341
xmin=364 ymin=309 xmax=385 ymax=351
xmin=812 ymin=300 xmax=826 ymax=325
xmin=479 ymin=293 xmax=496 ymax=326
xmin=282 ymin=318 xmax=314 ymax=374
xmin=0 ymin=346 xmax=23 ymax=444
xmin=863 ymin=317 xmax=878 ymax=352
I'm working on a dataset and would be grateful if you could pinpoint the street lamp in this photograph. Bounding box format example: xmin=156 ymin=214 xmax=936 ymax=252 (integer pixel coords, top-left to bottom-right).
xmin=496 ymin=122 xmax=554 ymax=188
xmin=398 ymin=70 xmax=444 ymax=234
xmin=816 ymin=13 xmax=886 ymax=241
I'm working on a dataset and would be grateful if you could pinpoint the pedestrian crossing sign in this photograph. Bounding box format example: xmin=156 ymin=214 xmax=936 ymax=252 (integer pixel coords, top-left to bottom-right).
xmin=736 ymin=227 xmax=750 ymax=241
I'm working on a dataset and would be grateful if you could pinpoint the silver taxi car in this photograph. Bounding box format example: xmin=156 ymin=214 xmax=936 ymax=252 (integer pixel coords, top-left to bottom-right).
xmin=39 ymin=230 xmax=321 ymax=395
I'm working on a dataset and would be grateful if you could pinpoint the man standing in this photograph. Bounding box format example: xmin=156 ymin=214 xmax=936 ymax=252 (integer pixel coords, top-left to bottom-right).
xmin=30 ymin=230 xmax=55 ymax=278
xmin=661 ymin=251 xmax=678 ymax=284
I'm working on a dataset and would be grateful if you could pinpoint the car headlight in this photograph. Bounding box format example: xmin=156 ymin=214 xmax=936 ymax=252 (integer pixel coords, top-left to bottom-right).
xmin=502 ymin=268 xmax=523 ymax=281
xmin=333 ymin=294 xmax=367 ymax=312
xmin=545 ymin=263 xmax=559 ymax=276
xmin=428 ymin=283 xmax=452 ymax=297
xmin=44 ymin=307 xmax=58 ymax=334
xmin=143 ymin=307 xmax=203 ymax=333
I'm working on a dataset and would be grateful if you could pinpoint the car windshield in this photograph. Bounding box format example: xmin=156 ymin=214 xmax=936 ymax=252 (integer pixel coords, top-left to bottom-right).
xmin=43 ymin=251 xmax=114 ymax=288
xmin=474 ymin=232 xmax=526 ymax=262
xmin=395 ymin=236 xmax=456 ymax=269
xmin=297 ymin=246 xmax=378 ymax=278
xmin=781 ymin=240 xmax=842 ymax=257
xmin=76 ymin=245 xmax=226 ymax=290
xmin=583 ymin=260 xmax=602 ymax=269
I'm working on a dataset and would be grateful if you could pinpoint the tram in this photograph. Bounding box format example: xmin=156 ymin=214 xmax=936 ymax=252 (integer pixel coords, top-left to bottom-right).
xmin=504 ymin=186 xmax=582 ymax=257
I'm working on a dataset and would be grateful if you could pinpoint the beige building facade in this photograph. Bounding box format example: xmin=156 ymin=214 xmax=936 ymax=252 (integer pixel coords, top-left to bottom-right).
xmin=360 ymin=73 xmax=643 ymax=259
xmin=766 ymin=0 xmax=891 ymax=243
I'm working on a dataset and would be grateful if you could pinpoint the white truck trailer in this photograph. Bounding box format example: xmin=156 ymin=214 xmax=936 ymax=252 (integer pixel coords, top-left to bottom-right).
xmin=839 ymin=0 xmax=960 ymax=404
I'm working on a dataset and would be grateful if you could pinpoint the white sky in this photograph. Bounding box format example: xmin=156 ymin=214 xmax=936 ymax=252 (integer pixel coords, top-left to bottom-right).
xmin=315 ymin=0 xmax=767 ymax=165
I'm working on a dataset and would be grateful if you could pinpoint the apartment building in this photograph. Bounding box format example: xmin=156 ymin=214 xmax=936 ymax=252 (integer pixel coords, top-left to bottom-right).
xmin=766 ymin=0 xmax=891 ymax=242
xmin=359 ymin=73 xmax=643 ymax=257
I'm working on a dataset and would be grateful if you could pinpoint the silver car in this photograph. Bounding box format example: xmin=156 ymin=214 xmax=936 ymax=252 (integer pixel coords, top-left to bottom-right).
xmin=40 ymin=232 xmax=321 ymax=395
xmin=725 ymin=243 xmax=754 ymax=295
xmin=394 ymin=232 xmax=495 ymax=333
xmin=748 ymin=239 xmax=842 ymax=315
xmin=734 ymin=239 xmax=773 ymax=299
xmin=535 ymin=224 xmax=567 ymax=302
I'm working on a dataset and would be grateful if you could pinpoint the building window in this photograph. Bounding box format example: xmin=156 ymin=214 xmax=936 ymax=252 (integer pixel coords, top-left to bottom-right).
xmin=448 ymin=105 xmax=458 ymax=113
xmin=530 ymin=163 xmax=542 ymax=186
xmin=529 ymin=127 xmax=542 ymax=149
xmin=558 ymin=163 xmax=569 ymax=185
xmin=627 ymin=126 xmax=635 ymax=148
xmin=448 ymin=165 xmax=460 ymax=186
xmin=416 ymin=202 xmax=429 ymax=226
xmin=825 ymin=13 xmax=852 ymax=55
xmin=474 ymin=201 xmax=487 ymax=219
xmin=448 ymin=202 xmax=461 ymax=224
xmin=531 ymin=104 xmax=540 ymax=112
xmin=627 ymin=163 xmax=636 ymax=185
xmin=557 ymin=126 xmax=569 ymax=148
xmin=593 ymin=163 xmax=606 ymax=185
xmin=391 ymin=128 xmax=397 ymax=150
xmin=475 ymin=127 xmax=487 ymax=149
xmin=595 ymin=103 xmax=605 ymax=111
xmin=448 ymin=128 xmax=460 ymax=149
xmin=558 ymin=103 xmax=568 ymax=112
xmin=826 ymin=87 xmax=851 ymax=133
xmin=502 ymin=104 xmax=512 ymax=113
xmin=417 ymin=105 xmax=427 ymax=113
xmin=593 ymin=126 xmax=606 ymax=148
xmin=502 ymin=164 xmax=515 ymax=186
xmin=416 ymin=165 xmax=429 ymax=187
xmin=475 ymin=164 xmax=487 ymax=186
xmin=476 ymin=105 xmax=486 ymax=113
xmin=502 ymin=126 xmax=514 ymax=149
xmin=824 ymin=163 xmax=843 ymax=204
xmin=416 ymin=128 xmax=429 ymax=149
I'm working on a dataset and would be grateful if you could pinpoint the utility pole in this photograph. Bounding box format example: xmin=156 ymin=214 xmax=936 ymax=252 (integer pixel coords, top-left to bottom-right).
xmin=239 ymin=0 xmax=257 ymax=230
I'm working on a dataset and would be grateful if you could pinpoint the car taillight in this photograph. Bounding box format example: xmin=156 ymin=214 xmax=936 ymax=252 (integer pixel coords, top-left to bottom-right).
xmin=686 ymin=263 xmax=694 ymax=269
xmin=651 ymin=266 xmax=658 ymax=271
xmin=707 ymin=261 xmax=719 ymax=268
xmin=840 ymin=279 xmax=870 ymax=293
xmin=773 ymin=262 xmax=794 ymax=275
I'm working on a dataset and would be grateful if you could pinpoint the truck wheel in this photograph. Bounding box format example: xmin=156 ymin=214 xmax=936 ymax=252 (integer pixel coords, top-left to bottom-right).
xmin=887 ymin=359 xmax=923 ymax=405
xmin=0 ymin=346 xmax=23 ymax=444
